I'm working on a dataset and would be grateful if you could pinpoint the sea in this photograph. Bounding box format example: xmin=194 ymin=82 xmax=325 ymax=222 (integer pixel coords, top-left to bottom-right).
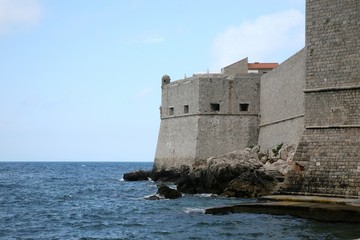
xmin=1 ymin=162 xmax=360 ymax=240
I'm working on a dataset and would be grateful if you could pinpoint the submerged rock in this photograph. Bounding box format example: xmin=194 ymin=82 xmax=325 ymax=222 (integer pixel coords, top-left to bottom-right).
xmin=144 ymin=195 xmax=162 ymax=201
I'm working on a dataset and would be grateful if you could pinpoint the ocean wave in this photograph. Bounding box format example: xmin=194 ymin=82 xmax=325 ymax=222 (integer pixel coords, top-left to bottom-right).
xmin=183 ymin=207 xmax=205 ymax=214
xmin=194 ymin=193 xmax=218 ymax=198
xmin=144 ymin=194 xmax=164 ymax=200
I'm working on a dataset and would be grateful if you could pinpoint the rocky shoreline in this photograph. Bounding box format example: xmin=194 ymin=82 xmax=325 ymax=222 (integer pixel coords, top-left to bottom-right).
xmin=124 ymin=144 xmax=300 ymax=200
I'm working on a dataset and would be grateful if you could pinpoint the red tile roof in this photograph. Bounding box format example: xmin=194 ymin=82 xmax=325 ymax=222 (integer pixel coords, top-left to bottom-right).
xmin=248 ymin=62 xmax=278 ymax=70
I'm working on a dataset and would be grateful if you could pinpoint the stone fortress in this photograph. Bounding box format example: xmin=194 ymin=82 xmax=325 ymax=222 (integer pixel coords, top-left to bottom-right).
xmin=155 ymin=0 xmax=360 ymax=197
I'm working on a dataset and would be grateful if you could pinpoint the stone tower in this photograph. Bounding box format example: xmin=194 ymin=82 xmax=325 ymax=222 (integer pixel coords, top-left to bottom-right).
xmin=285 ymin=0 xmax=360 ymax=196
xmin=154 ymin=72 xmax=260 ymax=171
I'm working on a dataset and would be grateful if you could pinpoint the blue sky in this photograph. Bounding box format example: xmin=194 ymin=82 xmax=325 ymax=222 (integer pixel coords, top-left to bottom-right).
xmin=0 ymin=0 xmax=305 ymax=161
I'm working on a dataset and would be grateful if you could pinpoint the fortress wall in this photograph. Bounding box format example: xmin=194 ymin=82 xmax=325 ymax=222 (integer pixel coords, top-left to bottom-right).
xmin=258 ymin=118 xmax=304 ymax=150
xmin=198 ymin=75 xmax=260 ymax=115
xmin=194 ymin=75 xmax=260 ymax=160
xmin=305 ymin=1 xmax=360 ymax=89
xmin=161 ymin=77 xmax=200 ymax=117
xmin=305 ymin=89 xmax=360 ymax=127
xmin=154 ymin=116 xmax=199 ymax=170
xmin=258 ymin=49 xmax=306 ymax=150
xmin=287 ymin=128 xmax=360 ymax=196
xmin=284 ymin=0 xmax=360 ymax=197
xmin=155 ymin=77 xmax=200 ymax=170
xmin=196 ymin=115 xmax=259 ymax=160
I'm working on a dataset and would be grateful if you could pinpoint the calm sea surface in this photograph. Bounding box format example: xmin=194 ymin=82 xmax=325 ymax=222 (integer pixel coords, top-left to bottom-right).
xmin=1 ymin=162 xmax=360 ymax=240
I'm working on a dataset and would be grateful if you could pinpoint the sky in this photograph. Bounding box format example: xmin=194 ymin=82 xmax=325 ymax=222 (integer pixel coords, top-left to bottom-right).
xmin=0 ymin=0 xmax=305 ymax=162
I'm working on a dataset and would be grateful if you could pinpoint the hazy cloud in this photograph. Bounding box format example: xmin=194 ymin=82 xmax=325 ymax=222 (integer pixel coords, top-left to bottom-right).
xmin=212 ymin=10 xmax=305 ymax=69
xmin=0 ymin=0 xmax=42 ymax=35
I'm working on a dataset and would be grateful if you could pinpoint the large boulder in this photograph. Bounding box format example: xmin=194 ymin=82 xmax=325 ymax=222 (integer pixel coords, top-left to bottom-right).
xmin=222 ymin=169 xmax=277 ymax=198
xmin=123 ymin=170 xmax=150 ymax=181
xmin=157 ymin=185 xmax=182 ymax=199
xmin=263 ymin=144 xmax=297 ymax=176
xmin=177 ymin=149 xmax=279 ymax=197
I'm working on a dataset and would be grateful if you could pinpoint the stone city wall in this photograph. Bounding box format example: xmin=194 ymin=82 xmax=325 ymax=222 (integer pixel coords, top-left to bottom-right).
xmin=154 ymin=115 xmax=199 ymax=170
xmin=258 ymin=49 xmax=305 ymax=150
xmin=198 ymin=75 xmax=260 ymax=115
xmin=286 ymin=128 xmax=360 ymax=197
xmin=160 ymin=77 xmax=200 ymax=118
xmin=284 ymin=0 xmax=360 ymax=197
xmin=195 ymin=115 xmax=259 ymax=161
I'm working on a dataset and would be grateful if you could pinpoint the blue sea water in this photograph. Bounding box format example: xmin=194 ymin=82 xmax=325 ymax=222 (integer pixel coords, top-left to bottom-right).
xmin=0 ymin=162 xmax=360 ymax=240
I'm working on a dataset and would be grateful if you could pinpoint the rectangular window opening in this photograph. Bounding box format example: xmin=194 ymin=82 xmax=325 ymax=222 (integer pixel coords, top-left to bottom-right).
xmin=184 ymin=105 xmax=189 ymax=114
xmin=169 ymin=107 xmax=174 ymax=116
xmin=210 ymin=103 xmax=220 ymax=112
xmin=240 ymin=103 xmax=249 ymax=112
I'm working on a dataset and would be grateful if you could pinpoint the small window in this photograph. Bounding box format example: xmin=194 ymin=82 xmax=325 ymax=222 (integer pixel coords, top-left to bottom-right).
xmin=184 ymin=105 xmax=189 ymax=114
xmin=169 ymin=107 xmax=174 ymax=116
xmin=240 ymin=103 xmax=249 ymax=112
xmin=210 ymin=103 xmax=220 ymax=112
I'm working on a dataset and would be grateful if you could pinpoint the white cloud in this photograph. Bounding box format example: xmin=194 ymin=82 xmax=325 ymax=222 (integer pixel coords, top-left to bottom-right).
xmin=211 ymin=10 xmax=305 ymax=69
xmin=0 ymin=0 xmax=42 ymax=35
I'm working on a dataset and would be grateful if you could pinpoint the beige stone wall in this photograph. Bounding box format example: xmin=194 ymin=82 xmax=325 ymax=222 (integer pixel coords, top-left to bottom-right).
xmin=154 ymin=73 xmax=261 ymax=170
xmin=258 ymin=49 xmax=305 ymax=150
xmin=195 ymin=115 xmax=259 ymax=161
xmin=284 ymin=0 xmax=360 ymax=197
xmin=154 ymin=116 xmax=199 ymax=170
xmin=161 ymin=77 xmax=200 ymax=118
xmin=287 ymin=128 xmax=360 ymax=197
xmin=221 ymin=58 xmax=248 ymax=76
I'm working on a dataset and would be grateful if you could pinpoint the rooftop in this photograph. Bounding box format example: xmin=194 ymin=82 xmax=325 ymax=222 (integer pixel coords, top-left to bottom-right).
xmin=248 ymin=62 xmax=278 ymax=70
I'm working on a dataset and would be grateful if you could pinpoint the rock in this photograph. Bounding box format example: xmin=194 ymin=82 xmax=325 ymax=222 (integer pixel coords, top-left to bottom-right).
xmin=150 ymin=144 xmax=298 ymax=198
xmin=157 ymin=185 xmax=182 ymax=199
xmin=177 ymin=149 xmax=278 ymax=198
xmin=260 ymin=155 xmax=268 ymax=164
xmin=177 ymin=168 xmax=208 ymax=194
xmin=222 ymin=169 xmax=277 ymax=198
xmin=150 ymin=165 xmax=190 ymax=183
xmin=123 ymin=170 xmax=150 ymax=181
xmin=279 ymin=144 xmax=296 ymax=161
xmin=260 ymin=144 xmax=298 ymax=175
xmin=251 ymin=145 xmax=260 ymax=155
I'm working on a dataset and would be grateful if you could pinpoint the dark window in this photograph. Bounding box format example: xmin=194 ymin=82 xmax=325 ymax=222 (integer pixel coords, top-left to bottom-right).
xmin=210 ymin=103 xmax=220 ymax=112
xmin=240 ymin=103 xmax=249 ymax=112
xmin=169 ymin=107 xmax=174 ymax=115
xmin=184 ymin=105 xmax=189 ymax=114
